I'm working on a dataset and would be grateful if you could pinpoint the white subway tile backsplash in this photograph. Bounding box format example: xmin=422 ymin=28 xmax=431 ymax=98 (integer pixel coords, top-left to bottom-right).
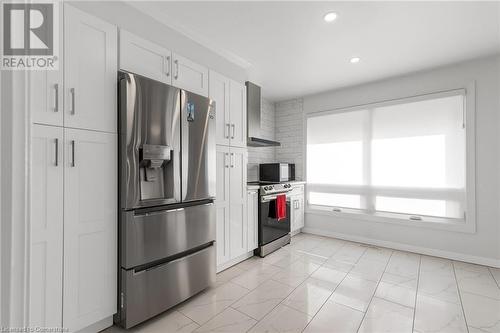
xmin=275 ymin=98 xmax=304 ymax=180
xmin=246 ymin=97 xmax=304 ymax=182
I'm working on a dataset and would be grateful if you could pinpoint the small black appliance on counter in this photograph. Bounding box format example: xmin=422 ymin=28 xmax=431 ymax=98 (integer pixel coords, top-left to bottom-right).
xmin=260 ymin=163 xmax=295 ymax=183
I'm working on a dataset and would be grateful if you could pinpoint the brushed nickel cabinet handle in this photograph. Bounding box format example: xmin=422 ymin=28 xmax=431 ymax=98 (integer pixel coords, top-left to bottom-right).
xmin=231 ymin=124 xmax=235 ymax=139
xmin=71 ymin=140 xmax=75 ymax=167
xmin=54 ymin=138 xmax=59 ymax=166
xmin=174 ymin=60 xmax=179 ymax=80
xmin=230 ymin=153 xmax=235 ymax=168
xmin=225 ymin=153 xmax=229 ymax=168
xmin=70 ymin=88 xmax=75 ymax=115
xmin=164 ymin=56 xmax=170 ymax=77
xmin=54 ymin=84 xmax=59 ymax=112
xmin=225 ymin=123 xmax=230 ymax=139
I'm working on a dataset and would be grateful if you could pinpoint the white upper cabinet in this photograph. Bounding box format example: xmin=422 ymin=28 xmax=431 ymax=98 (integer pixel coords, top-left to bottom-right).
xmin=63 ymin=128 xmax=117 ymax=332
xmin=229 ymin=80 xmax=247 ymax=148
xmin=172 ymin=53 xmax=209 ymax=96
xmin=30 ymin=8 xmax=63 ymax=127
xmin=64 ymin=4 xmax=117 ymax=133
xmin=30 ymin=70 xmax=63 ymax=127
xmin=119 ymin=29 xmax=172 ymax=84
xmin=209 ymin=71 xmax=231 ymax=146
xmin=209 ymin=71 xmax=247 ymax=148
xmin=30 ymin=124 xmax=64 ymax=328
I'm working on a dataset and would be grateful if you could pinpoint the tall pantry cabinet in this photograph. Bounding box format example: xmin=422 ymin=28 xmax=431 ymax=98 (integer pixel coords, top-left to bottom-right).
xmin=209 ymin=70 xmax=254 ymax=271
xmin=29 ymin=4 xmax=117 ymax=332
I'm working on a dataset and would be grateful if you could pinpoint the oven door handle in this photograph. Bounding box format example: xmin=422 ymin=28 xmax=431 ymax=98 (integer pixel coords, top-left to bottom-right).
xmin=261 ymin=195 xmax=291 ymax=203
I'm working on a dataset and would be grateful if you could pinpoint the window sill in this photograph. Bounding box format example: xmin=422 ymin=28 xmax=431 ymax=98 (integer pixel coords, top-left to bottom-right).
xmin=305 ymin=205 xmax=476 ymax=234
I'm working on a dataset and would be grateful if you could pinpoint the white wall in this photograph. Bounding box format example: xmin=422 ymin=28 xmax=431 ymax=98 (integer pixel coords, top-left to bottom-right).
xmin=302 ymin=55 xmax=500 ymax=265
xmin=70 ymin=1 xmax=247 ymax=83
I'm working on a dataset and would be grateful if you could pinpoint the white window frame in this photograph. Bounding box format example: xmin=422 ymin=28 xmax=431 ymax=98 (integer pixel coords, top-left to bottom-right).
xmin=305 ymin=82 xmax=476 ymax=233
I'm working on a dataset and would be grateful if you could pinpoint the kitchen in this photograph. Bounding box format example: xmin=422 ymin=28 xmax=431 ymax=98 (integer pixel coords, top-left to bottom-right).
xmin=1 ymin=1 xmax=499 ymax=333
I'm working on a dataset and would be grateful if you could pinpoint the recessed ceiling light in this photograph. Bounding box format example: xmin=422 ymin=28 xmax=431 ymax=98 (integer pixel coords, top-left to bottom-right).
xmin=350 ymin=57 xmax=361 ymax=64
xmin=323 ymin=12 xmax=338 ymax=23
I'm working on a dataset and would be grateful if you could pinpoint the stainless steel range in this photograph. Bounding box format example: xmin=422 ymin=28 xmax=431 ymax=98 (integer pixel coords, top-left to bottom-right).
xmin=252 ymin=182 xmax=293 ymax=257
xmin=115 ymin=71 xmax=216 ymax=328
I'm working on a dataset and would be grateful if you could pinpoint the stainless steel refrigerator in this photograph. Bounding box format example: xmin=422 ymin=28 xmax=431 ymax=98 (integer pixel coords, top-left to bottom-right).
xmin=115 ymin=71 xmax=216 ymax=328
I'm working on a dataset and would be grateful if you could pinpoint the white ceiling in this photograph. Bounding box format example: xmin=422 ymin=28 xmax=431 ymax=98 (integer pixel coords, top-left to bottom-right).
xmin=130 ymin=1 xmax=500 ymax=101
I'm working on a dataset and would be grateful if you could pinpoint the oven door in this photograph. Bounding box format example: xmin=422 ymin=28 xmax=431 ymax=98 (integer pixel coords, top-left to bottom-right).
xmin=259 ymin=194 xmax=291 ymax=246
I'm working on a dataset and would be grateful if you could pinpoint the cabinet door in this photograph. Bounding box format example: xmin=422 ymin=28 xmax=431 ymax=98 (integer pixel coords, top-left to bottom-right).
xmin=297 ymin=196 xmax=305 ymax=229
xmin=229 ymin=147 xmax=248 ymax=258
xmin=63 ymin=129 xmax=117 ymax=331
xmin=172 ymin=53 xmax=209 ymax=97
xmin=119 ymin=29 xmax=172 ymax=84
xmin=30 ymin=71 xmax=63 ymax=126
xmin=30 ymin=8 xmax=63 ymax=126
xmin=30 ymin=125 xmax=64 ymax=328
xmin=216 ymin=145 xmax=231 ymax=267
xmin=290 ymin=196 xmax=297 ymax=232
xmin=209 ymin=71 xmax=230 ymax=146
xmin=229 ymin=80 xmax=246 ymax=148
xmin=246 ymin=190 xmax=258 ymax=252
xmin=64 ymin=5 xmax=117 ymax=133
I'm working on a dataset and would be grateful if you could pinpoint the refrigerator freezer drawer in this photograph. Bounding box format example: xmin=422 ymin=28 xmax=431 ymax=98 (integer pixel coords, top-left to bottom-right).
xmin=118 ymin=244 xmax=216 ymax=329
xmin=121 ymin=202 xmax=215 ymax=269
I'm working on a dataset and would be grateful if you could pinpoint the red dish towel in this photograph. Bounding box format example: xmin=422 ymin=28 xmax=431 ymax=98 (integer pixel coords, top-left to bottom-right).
xmin=276 ymin=194 xmax=286 ymax=221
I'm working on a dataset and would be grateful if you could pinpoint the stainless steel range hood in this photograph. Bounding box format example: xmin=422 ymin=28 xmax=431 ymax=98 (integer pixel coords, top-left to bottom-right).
xmin=246 ymin=81 xmax=281 ymax=147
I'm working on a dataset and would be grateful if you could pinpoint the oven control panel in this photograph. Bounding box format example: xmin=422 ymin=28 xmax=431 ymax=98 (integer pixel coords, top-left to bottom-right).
xmin=260 ymin=183 xmax=292 ymax=195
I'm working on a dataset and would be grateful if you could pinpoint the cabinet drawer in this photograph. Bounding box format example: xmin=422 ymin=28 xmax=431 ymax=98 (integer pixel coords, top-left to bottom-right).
xmin=119 ymin=245 xmax=216 ymax=328
xmin=121 ymin=203 xmax=215 ymax=269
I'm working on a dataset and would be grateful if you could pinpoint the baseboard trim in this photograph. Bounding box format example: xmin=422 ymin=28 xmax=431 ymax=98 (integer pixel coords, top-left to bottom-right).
xmin=302 ymin=227 xmax=500 ymax=268
xmin=216 ymin=251 xmax=255 ymax=273
xmin=77 ymin=315 xmax=113 ymax=333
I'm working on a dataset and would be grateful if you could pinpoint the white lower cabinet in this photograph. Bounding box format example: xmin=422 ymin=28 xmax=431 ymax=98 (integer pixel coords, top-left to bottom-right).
xmin=215 ymin=145 xmax=248 ymax=269
xmin=63 ymin=129 xmax=117 ymax=331
xmin=229 ymin=148 xmax=248 ymax=258
xmin=30 ymin=124 xmax=64 ymax=328
xmin=247 ymin=189 xmax=258 ymax=252
xmin=30 ymin=126 xmax=117 ymax=331
xmin=216 ymin=146 xmax=231 ymax=266
xmin=290 ymin=185 xmax=305 ymax=233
